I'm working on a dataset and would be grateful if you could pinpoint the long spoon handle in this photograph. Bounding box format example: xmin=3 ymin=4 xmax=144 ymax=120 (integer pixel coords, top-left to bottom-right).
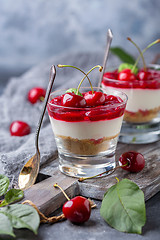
xmin=98 ymin=29 xmax=113 ymax=87
xmin=35 ymin=65 xmax=56 ymax=152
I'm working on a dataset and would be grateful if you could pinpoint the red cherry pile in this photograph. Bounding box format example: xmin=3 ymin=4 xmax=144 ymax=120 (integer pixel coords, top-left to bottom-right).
xmin=47 ymin=64 xmax=126 ymax=122
xmin=48 ymin=91 xmax=125 ymax=122
xmin=54 ymin=91 xmax=108 ymax=108
xmin=103 ymin=68 xmax=160 ymax=89
xmin=103 ymin=38 xmax=160 ymax=89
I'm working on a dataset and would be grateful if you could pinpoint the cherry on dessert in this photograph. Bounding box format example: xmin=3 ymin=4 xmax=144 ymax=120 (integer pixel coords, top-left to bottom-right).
xmin=62 ymin=196 xmax=91 ymax=223
xmin=118 ymin=69 xmax=136 ymax=81
xmin=28 ymin=87 xmax=46 ymax=104
xmin=103 ymin=71 xmax=118 ymax=79
xmin=84 ymin=91 xmax=105 ymax=107
xmin=137 ymin=70 xmax=151 ymax=81
xmin=50 ymin=96 xmax=62 ymax=106
xmin=10 ymin=121 xmax=31 ymax=136
xmin=105 ymin=94 xmax=122 ymax=104
xmin=119 ymin=151 xmax=145 ymax=173
xmin=57 ymin=64 xmax=102 ymax=98
xmin=118 ymin=63 xmax=138 ymax=75
xmin=62 ymin=92 xmax=86 ymax=108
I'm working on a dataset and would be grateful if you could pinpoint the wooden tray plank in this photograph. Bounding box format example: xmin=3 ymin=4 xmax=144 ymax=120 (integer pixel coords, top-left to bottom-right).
xmin=80 ymin=145 xmax=160 ymax=201
xmin=24 ymin=170 xmax=79 ymax=215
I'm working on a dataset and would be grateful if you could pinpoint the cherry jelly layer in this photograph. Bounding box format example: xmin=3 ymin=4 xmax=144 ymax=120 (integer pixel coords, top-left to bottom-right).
xmin=47 ymin=91 xmax=127 ymax=122
xmin=102 ymin=68 xmax=160 ymax=89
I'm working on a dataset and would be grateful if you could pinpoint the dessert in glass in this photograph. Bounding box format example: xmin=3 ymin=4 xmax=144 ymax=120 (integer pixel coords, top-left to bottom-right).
xmin=101 ymin=38 xmax=160 ymax=144
xmin=47 ymin=65 xmax=127 ymax=178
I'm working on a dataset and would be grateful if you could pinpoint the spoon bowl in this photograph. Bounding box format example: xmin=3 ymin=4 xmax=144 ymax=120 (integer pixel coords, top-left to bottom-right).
xmin=18 ymin=65 xmax=56 ymax=190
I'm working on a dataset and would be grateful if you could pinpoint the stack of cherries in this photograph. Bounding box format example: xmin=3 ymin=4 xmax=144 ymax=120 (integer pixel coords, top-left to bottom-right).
xmin=103 ymin=38 xmax=160 ymax=89
xmin=104 ymin=68 xmax=160 ymax=89
xmin=49 ymin=90 xmax=124 ymax=122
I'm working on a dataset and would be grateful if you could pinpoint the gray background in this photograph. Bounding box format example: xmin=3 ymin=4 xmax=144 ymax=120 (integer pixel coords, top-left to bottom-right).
xmin=0 ymin=0 xmax=159 ymax=79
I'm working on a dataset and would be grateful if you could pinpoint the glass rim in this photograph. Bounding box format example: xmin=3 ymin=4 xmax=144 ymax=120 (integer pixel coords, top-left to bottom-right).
xmin=47 ymin=87 xmax=128 ymax=111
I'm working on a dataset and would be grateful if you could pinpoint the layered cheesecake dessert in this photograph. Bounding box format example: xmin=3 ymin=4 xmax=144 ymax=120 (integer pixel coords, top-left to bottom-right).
xmin=102 ymin=68 xmax=160 ymax=123
xmin=47 ymin=88 xmax=127 ymax=156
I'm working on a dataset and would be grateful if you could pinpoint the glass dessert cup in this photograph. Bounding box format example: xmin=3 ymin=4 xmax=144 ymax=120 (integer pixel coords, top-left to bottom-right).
xmin=47 ymin=87 xmax=127 ymax=178
xmin=101 ymin=65 xmax=160 ymax=144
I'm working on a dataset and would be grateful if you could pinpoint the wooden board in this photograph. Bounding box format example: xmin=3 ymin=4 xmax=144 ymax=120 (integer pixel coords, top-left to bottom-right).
xmin=23 ymin=141 xmax=160 ymax=215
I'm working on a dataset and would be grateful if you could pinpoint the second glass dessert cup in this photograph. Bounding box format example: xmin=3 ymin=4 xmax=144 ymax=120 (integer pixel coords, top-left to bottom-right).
xmin=47 ymin=87 xmax=127 ymax=178
xmin=101 ymin=65 xmax=160 ymax=144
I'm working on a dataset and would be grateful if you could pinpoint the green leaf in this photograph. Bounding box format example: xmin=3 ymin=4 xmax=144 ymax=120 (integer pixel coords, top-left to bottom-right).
xmin=118 ymin=63 xmax=138 ymax=74
xmin=66 ymin=88 xmax=83 ymax=96
xmin=0 ymin=175 xmax=10 ymax=196
xmin=110 ymin=47 xmax=135 ymax=64
xmin=0 ymin=189 xmax=24 ymax=207
xmin=131 ymin=137 xmax=137 ymax=143
xmin=0 ymin=204 xmax=40 ymax=235
xmin=0 ymin=213 xmax=15 ymax=237
xmin=100 ymin=179 xmax=146 ymax=234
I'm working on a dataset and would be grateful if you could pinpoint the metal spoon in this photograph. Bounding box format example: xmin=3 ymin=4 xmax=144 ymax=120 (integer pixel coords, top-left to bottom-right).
xmin=18 ymin=65 xmax=56 ymax=190
xmin=98 ymin=29 xmax=113 ymax=87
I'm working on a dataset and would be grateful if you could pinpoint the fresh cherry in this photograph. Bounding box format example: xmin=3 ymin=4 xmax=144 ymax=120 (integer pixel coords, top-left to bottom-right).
xmin=103 ymin=70 xmax=118 ymax=80
xmin=79 ymin=151 xmax=145 ymax=182
xmin=118 ymin=69 xmax=136 ymax=81
xmin=10 ymin=121 xmax=31 ymax=136
xmin=116 ymin=38 xmax=160 ymax=84
xmin=58 ymin=64 xmax=103 ymax=106
xmin=62 ymin=196 xmax=91 ymax=223
xmin=119 ymin=151 xmax=145 ymax=173
xmin=50 ymin=96 xmax=62 ymax=106
xmin=84 ymin=91 xmax=105 ymax=106
xmin=105 ymin=94 xmax=123 ymax=104
xmin=127 ymin=38 xmax=160 ymax=77
xmin=28 ymin=87 xmax=46 ymax=104
xmin=62 ymin=92 xmax=86 ymax=108
xmin=54 ymin=183 xmax=91 ymax=224
xmin=137 ymin=70 xmax=151 ymax=81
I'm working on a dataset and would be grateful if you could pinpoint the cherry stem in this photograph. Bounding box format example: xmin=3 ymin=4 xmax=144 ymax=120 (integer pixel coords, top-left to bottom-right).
xmin=127 ymin=37 xmax=147 ymax=72
xmin=57 ymin=64 xmax=94 ymax=94
xmin=77 ymin=65 xmax=103 ymax=94
xmin=39 ymin=96 xmax=45 ymax=102
xmin=132 ymin=39 xmax=160 ymax=73
xmin=115 ymin=177 xmax=120 ymax=183
xmin=54 ymin=183 xmax=70 ymax=201
xmin=78 ymin=163 xmax=128 ymax=182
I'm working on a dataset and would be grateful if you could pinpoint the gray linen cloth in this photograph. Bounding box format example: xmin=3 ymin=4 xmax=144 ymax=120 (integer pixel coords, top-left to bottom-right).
xmin=0 ymin=51 xmax=120 ymax=185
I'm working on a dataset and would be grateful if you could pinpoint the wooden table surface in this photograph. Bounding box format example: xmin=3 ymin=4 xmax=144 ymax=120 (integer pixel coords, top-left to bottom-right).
xmin=24 ymin=140 xmax=160 ymax=216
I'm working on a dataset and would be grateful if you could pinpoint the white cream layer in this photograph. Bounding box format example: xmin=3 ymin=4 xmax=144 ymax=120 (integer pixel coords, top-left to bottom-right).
xmin=102 ymin=84 xmax=160 ymax=112
xmin=49 ymin=116 xmax=123 ymax=140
